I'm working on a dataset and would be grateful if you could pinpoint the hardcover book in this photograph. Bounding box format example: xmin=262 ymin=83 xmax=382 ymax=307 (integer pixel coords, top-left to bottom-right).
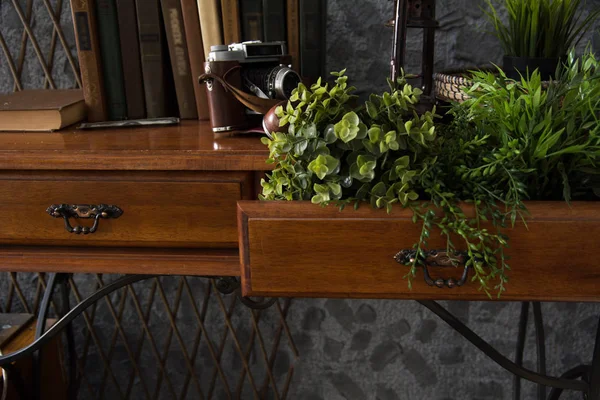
xmin=286 ymin=0 xmax=300 ymax=72
xmin=161 ymin=0 xmax=198 ymax=119
xmin=95 ymin=0 xmax=128 ymax=120
xmin=263 ymin=0 xmax=286 ymax=42
xmin=299 ymin=0 xmax=325 ymax=83
xmin=70 ymin=0 xmax=107 ymax=122
xmin=136 ymin=0 xmax=169 ymax=118
xmin=180 ymin=0 xmax=210 ymax=120
xmin=240 ymin=0 xmax=264 ymax=41
xmin=221 ymin=0 xmax=242 ymax=44
xmin=0 ymin=90 xmax=86 ymax=131
xmin=116 ymin=0 xmax=146 ymax=119
xmin=197 ymin=0 xmax=223 ymax=58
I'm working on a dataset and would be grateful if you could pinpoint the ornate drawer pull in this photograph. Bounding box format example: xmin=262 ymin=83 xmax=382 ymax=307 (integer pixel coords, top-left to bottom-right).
xmin=46 ymin=204 xmax=123 ymax=235
xmin=394 ymin=249 xmax=470 ymax=288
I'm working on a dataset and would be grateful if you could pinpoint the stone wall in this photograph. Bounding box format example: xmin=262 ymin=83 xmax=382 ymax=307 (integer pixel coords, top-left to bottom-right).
xmin=1 ymin=0 xmax=599 ymax=399
xmin=326 ymin=0 xmax=600 ymax=95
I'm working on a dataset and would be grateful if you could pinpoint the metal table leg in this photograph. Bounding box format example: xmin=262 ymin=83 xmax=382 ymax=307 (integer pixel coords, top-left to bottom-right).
xmin=58 ymin=275 xmax=78 ymax=400
xmin=1 ymin=273 xmax=597 ymax=400
xmin=0 ymin=275 xmax=156 ymax=367
xmin=33 ymin=273 xmax=65 ymax=400
xmin=514 ymin=302 xmax=529 ymax=400
xmin=532 ymin=302 xmax=547 ymax=400
xmin=589 ymin=315 xmax=600 ymax=400
xmin=418 ymin=300 xmax=593 ymax=395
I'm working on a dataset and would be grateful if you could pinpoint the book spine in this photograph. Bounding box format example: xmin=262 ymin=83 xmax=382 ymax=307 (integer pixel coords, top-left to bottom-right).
xmin=161 ymin=0 xmax=198 ymax=119
xmin=221 ymin=0 xmax=242 ymax=44
xmin=116 ymin=0 xmax=146 ymax=119
xmin=299 ymin=0 xmax=325 ymax=83
xmin=95 ymin=0 xmax=128 ymax=120
xmin=197 ymin=0 xmax=223 ymax=58
xmin=286 ymin=0 xmax=299 ymax=72
xmin=180 ymin=0 xmax=210 ymax=120
xmin=135 ymin=0 xmax=168 ymax=118
xmin=70 ymin=0 xmax=107 ymax=122
xmin=262 ymin=0 xmax=286 ymax=42
xmin=240 ymin=0 xmax=264 ymax=41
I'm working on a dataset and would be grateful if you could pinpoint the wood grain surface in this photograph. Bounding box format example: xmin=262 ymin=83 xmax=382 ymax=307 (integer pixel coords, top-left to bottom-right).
xmin=0 ymin=246 xmax=240 ymax=275
xmin=0 ymin=171 xmax=253 ymax=248
xmin=0 ymin=121 xmax=270 ymax=171
xmin=238 ymin=201 xmax=600 ymax=302
xmin=0 ymin=121 xmax=269 ymax=276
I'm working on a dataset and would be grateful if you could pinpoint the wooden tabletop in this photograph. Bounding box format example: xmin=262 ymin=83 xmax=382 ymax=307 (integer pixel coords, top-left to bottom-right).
xmin=0 ymin=121 xmax=270 ymax=171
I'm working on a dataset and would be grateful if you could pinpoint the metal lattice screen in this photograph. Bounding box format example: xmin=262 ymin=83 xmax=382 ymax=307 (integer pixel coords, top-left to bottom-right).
xmin=0 ymin=273 xmax=297 ymax=399
xmin=0 ymin=0 xmax=80 ymax=92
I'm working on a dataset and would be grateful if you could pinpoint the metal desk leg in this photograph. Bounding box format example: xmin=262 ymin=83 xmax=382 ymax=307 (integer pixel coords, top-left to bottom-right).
xmin=418 ymin=300 xmax=590 ymax=395
xmin=32 ymin=272 xmax=61 ymax=400
xmin=589 ymin=315 xmax=600 ymax=400
xmin=0 ymin=275 xmax=156 ymax=367
xmin=514 ymin=302 xmax=529 ymax=400
xmin=0 ymin=363 xmax=27 ymax=400
xmin=547 ymin=365 xmax=591 ymax=400
xmin=532 ymin=302 xmax=547 ymax=400
xmin=58 ymin=275 xmax=78 ymax=400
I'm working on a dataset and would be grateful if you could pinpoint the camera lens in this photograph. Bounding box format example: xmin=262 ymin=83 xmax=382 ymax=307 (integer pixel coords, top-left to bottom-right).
xmin=241 ymin=64 xmax=302 ymax=100
xmin=271 ymin=66 xmax=301 ymax=99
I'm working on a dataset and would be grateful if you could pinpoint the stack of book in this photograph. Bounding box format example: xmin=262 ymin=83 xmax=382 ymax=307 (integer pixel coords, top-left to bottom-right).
xmin=71 ymin=0 xmax=326 ymax=123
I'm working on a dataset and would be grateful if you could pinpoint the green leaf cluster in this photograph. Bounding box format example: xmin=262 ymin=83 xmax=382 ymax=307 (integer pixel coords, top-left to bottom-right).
xmin=421 ymin=50 xmax=600 ymax=294
xmin=260 ymin=53 xmax=600 ymax=297
xmin=261 ymin=70 xmax=438 ymax=213
xmin=460 ymin=50 xmax=600 ymax=204
xmin=484 ymin=0 xmax=600 ymax=58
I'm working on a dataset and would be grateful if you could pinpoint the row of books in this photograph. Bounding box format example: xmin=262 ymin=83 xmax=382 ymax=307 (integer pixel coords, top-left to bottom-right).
xmin=71 ymin=0 xmax=326 ymax=123
xmin=233 ymin=0 xmax=326 ymax=82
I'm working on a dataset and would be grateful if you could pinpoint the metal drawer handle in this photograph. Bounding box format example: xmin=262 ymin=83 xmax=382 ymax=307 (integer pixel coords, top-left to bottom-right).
xmin=46 ymin=204 xmax=123 ymax=235
xmin=394 ymin=249 xmax=470 ymax=288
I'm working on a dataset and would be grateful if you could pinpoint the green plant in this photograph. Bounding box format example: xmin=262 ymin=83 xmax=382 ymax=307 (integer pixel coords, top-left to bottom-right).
xmin=484 ymin=0 xmax=600 ymax=58
xmin=260 ymin=54 xmax=599 ymax=297
xmin=462 ymin=50 xmax=600 ymax=202
xmin=260 ymin=71 xmax=437 ymax=211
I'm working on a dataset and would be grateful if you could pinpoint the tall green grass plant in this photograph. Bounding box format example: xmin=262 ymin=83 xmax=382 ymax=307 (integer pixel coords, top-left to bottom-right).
xmin=484 ymin=0 xmax=600 ymax=58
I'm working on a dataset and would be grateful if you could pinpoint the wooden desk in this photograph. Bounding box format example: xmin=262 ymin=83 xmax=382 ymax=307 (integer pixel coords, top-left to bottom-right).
xmin=0 ymin=120 xmax=599 ymax=302
xmin=0 ymin=121 xmax=598 ymax=398
xmin=0 ymin=121 xmax=268 ymax=276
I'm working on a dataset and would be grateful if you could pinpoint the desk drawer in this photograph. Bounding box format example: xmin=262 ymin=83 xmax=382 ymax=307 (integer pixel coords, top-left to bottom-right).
xmin=0 ymin=171 xmax=253 ymax=248
xmin=238 ymin=201 xmax=600 ymax=302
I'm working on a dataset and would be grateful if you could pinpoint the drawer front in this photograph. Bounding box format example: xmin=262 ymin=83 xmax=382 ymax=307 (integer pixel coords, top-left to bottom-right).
xmin=0 ymin=171 xmax=253 ymax=248
xmin=238 ymin=201 xmax=600 ymax=302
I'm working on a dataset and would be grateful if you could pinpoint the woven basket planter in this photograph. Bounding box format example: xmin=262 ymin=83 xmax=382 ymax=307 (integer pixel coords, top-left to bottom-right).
xmin=434 ymin=68 xmax=551 ymax=104
xmin=433 ymin=67 xmax=500 ymax=103
xmin=433 ymin=71 xmax=475 ymax=103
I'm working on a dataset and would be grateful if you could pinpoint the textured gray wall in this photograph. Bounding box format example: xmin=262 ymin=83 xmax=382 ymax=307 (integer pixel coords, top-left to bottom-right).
xmin=0 ymin=0 xmax=79 ymax=92
xmin=326 ymin=0 xmax=600 ymax=95
xmin=1 ymin=1 xmax=600 ymax=399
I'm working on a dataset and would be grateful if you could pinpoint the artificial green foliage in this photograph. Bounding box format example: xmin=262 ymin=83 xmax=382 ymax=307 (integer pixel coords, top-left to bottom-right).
xmin=260 ymin=54 xmax=599 ymax=297
xmin=260 ymin=71 xmax=437 ymax=212
xmin=484 ymin=0 xmax=600 ymax=58
xmin=461 ymin=50 xmax=600 ymax=204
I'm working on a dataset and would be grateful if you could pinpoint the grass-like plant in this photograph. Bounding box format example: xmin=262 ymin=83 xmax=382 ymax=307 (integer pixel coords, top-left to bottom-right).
xmin=260 ymin=51 xmax=600 ymax=297
xmin=484 ymin=0 xmax=600 ymax=58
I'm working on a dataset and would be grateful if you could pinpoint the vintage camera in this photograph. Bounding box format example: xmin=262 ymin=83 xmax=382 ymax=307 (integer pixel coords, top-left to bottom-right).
xmin=202 ymin=41 xmax=301 ymax=133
